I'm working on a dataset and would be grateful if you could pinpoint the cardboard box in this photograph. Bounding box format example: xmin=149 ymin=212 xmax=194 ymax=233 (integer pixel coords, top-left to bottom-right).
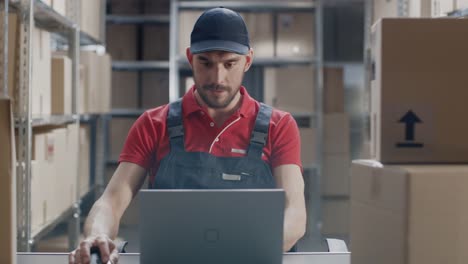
xmin=371 ymin=19 xmax=468 ymax=163
xmin=324 ymin=67 xmax=344 ymax=114
xmin=78 ymin=65 xmax=86 ymax=114
xmin=322 ymin=153 xmax=350 ymax=196
xmin=351 ymin=160 xmax=468 ymax=264
xmin=321 ymin=199 xmax=349 ymax=235
xmin=277 ymin=13 xmax=315 ymax=57
xmin=142 ymin=72 xmax=169 ymax=109
xmin=32 ymin=27 xmax=51 ymax=117
xmin=112 ymin=72 xmax=139 ymax=109
xmin=324 ymin=113 xmax=350 ymax=154
xmin=0 ymin=99 xmax=16 ymax=264
xmin=179 ymin=11 xmax=203 ymax=56
xmin=299 ymin=128 xmax=316 ymax=167
xmin=80 ymin=0 xmax=102 ymax=41
xmin=143 ymin=0 xmax=170 ymax=14
xmin=107 ymin=24 xmax=138 ymax=60
xmin=51 ymin=56 xmax=72 ymax=115
xmin=271 ymin=66 xmax=315 ymax=113
xmin=108 ymin=0 xmax=140 ymax=14
xmin=143 ymin=25 xmax=170 ymax=60
xmin=110 ymin=118 xmax=136 ymax=160
xmin=241 ymin=12 xmax=274 ymax=58
xmin=81 ymin=51 xmax=112 ymax=113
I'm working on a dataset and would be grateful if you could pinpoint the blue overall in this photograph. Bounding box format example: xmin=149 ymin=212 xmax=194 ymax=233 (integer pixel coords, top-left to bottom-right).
xmin=151 ymin=99 xmax=276 ymax=189
xmin=151 ymin=99 xmax=298 ymax=252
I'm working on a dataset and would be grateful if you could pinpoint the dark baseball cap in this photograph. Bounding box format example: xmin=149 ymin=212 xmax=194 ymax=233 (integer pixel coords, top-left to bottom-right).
xmin=190 ymin=7 xmax=250 ymax=55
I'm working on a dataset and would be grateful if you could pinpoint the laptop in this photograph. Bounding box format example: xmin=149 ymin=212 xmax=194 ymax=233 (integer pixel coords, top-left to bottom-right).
xmin=139 ymin=189 xmax=285 ymax=264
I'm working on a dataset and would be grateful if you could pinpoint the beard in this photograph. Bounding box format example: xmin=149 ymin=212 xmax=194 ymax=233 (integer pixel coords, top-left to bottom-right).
xmin=196 ymin=84 xmax=239 ymax=109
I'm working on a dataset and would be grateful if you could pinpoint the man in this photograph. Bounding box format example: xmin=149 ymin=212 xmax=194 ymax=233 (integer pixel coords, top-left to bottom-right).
xmin=69 ymin=7 xmax=306 ymax=264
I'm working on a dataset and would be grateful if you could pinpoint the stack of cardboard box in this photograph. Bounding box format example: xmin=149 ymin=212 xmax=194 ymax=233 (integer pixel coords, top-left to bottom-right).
xmin=321 ymin=68 xmax=351 ymax=238
xmin=31 ymin=124 xmax=81 ymax=233
xmin=351 ymin=18 xmax=468 ymax=264
xmin=80 ymin=51 xmax=112 ymax=114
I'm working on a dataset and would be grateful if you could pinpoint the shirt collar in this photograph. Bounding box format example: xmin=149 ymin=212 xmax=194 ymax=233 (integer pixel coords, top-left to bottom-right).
xmin=182 ymin=85 xmax=257 ymax=118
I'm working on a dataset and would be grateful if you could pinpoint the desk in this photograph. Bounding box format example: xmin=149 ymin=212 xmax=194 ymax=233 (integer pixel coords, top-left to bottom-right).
xmin=17 ymin=252 xmax=350 ymax=264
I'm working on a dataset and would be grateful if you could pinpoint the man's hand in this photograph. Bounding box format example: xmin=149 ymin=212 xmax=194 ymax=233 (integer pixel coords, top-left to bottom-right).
xmin=69 ymin=235 xmax=119 ymax=264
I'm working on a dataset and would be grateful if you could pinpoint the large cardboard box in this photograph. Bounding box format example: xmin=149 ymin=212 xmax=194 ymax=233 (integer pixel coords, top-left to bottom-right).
xmin=322 ymin=153 xmax=350 ymax=196
xmin=107 ymin=24 xmax=138 ymax=60
xmin=324 ymin=67 xmax=344 ymax=114
xmin=143 ymin=25 xmax=170 ymax=61
xmin=321 ymin=199 xmax=349 ymax=235
xmin=324 ymin=113 xmax=349 ymax=154
xmin=299 ymin=128 xmax=316 ymax=167
xmin=51 ymin=56 xmax=72 ymax=115
xmin=142 ymin=72 xmax=169 ymax=109
xmin=112 ymin=72 xmax=139 ymax=109
xmin=276 ymin=13 xmax=315 ymax=58
xmin=271 ymin=66 xmax=315 ymax=113
xmin=80 ymin=0 xmax=102 ymax=41
xmin=242 ymin=12 xmax=274 ymax=58
xmin=351 ymin=160 xmax=468 ymax=264
xmin=110 ymin=118 xmax=136 ymax=161
xmin=32 ymin=27 xmax=51 ymax=117
xmin=371 ymin=19 xmax=468 ymax=163
xmin=81 ymin=51 xmax=112 ymax=113
xmin=0 ymin=99 xmax=16 ymax=264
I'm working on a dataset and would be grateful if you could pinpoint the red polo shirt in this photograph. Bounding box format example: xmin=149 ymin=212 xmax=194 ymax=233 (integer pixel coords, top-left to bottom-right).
xmin=119 ymin=86 xmax=302 ymax=182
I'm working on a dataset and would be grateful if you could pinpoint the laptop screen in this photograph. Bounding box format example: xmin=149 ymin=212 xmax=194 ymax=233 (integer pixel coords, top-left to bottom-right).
xmin=139 ymin=189 xmax=285 ymax=264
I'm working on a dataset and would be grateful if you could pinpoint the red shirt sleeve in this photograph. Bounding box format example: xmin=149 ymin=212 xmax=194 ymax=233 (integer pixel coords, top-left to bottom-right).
xmin=269 ymin=113 xmax=303 ymax=171
xmin=118 ymin=111 xmax=158 ymax=170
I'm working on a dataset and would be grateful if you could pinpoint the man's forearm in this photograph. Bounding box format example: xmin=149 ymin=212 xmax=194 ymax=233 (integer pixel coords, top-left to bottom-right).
xmin=84 ymin=199 xmax=121 ymax=239
xmin=283 ymin=206 xmax=307 ymax=251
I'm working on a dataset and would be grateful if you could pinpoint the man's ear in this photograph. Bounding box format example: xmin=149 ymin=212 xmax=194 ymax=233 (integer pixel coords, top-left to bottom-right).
xmin=186 ymin=47 xmax=194 ymax=68
xmin=244 ymin=48 xmax=254 ymax=72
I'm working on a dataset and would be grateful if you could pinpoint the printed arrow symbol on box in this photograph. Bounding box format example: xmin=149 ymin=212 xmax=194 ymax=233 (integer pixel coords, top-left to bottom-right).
xmin=398 ymin=110 xmax=422 ymax=141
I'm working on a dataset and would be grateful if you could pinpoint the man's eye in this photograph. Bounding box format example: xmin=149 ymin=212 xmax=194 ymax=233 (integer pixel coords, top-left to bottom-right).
xmin=225 ymin=63 xmax=234 ymax=68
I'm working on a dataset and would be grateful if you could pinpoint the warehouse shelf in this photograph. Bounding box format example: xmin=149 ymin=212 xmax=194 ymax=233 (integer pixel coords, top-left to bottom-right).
xmin=107 ymin=159 xmax=119 ymax=166
xmin=106 ymin=14 xmax=170 ymax=25
xmin=13 ymin=115 xmax=78 ymax=128
xmin=112 ymin=60 xmax=170 ymax=71
xmin=10 ymin=0 xmax=103 ymax=46
xmin=292 ymin=112 xmax=317 ymax=128
xmin=177 ymin=56 xmax=317 ymax=70
xmin=4 ymin=0 xmax=107 ymax=252
xmin=110 ymin=108 xmax=145 ymax=118
xmin=178 ymin=1 xmax=316 ymax=12
xmin=10 ymin=0 xmax=74 ymax=31
xmin=30 ymin=205 xmax=76 ymax=245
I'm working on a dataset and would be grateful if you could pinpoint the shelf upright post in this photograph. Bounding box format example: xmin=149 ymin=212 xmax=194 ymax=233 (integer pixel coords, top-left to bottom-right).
xmin=0 ymin=0 xmax=8 ymax=98
xmin=67 ymin=20 xmax=81 ymax=250
xmin=169 ymin=0 xmax=180 ymax=102
xmin=16 ymin=0 xmax=34 ymax=252
xmin=310 ymin=0 xmax=324 ymax=240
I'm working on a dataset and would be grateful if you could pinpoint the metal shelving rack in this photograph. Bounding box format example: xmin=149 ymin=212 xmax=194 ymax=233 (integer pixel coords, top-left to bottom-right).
xmin=168 ymin=0 xmax=324 ymax=241
xmin=0 ymin=0 xmax=105 ymax=252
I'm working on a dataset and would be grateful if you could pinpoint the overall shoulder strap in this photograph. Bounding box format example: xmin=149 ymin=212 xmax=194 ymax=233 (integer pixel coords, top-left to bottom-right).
xmin=247 ymin=103 xmax=272 ymax=159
